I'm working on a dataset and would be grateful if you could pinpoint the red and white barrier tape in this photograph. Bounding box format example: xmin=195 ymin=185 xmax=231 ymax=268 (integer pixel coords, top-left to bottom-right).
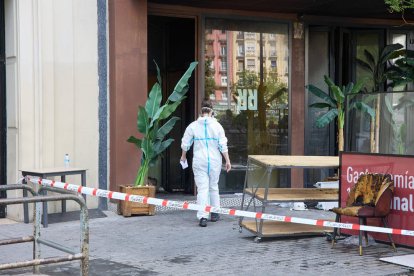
xmin=27 ymin=176 xmax=414 ymax=237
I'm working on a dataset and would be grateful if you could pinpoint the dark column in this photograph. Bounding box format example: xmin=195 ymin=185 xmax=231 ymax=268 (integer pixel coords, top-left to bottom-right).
xmin=108 ymin=0 xmax=148 ymax=191
xmin=97 ymin=0 xmax=108 ymax=210
xmin=0 ymin=0 xmax=6 ymax=217
xmin=290 ymin=23 xmax=305 ymax=188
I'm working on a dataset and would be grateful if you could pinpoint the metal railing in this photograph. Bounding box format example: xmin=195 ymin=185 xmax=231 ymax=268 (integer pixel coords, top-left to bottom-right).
xmin=0 ymin=184 xmax=89 ymax=275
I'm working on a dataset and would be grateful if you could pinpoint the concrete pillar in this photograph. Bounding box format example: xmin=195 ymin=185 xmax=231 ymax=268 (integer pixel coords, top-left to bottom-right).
xmin=290 ymin=24 xmax=305 ymax=188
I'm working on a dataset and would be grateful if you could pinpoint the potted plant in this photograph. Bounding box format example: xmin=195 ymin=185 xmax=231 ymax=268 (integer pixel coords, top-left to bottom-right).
xmin=118 ymin=61 xmax=198 ymax=216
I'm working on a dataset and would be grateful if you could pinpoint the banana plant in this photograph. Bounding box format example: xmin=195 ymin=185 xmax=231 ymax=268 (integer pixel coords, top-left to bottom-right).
xmin=127 ymin=61 xmax=198 ymax=186
xmin=306 ymin=76 xmax=374 ymax=153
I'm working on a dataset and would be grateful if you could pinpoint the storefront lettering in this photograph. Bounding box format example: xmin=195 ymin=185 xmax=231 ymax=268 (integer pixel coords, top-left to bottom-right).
xmin=237 ymin=89 xmax=257 ymax=111
xmin=393 ymin=194 xmax=414 ymax=212
xmin=346 ymin=166 xmax=414 ymax=190
xmin=345 ymin=166 xmax=368 ymax=184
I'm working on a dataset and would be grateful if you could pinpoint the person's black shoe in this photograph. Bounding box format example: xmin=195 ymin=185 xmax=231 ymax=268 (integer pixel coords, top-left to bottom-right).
xmin=199 ymin=218 xmax=208 ymax=227
xmin=211 ymin=213 xmax=220 ymax=222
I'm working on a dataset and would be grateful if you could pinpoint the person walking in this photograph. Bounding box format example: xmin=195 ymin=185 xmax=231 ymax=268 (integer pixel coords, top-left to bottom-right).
xmin=181 ymin=99 xmax=231 ymax=227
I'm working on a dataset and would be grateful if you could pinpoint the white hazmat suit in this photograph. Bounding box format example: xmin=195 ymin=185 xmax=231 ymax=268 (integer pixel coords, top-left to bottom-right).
xmin=181 ymin=116 xmax=228 ymax=220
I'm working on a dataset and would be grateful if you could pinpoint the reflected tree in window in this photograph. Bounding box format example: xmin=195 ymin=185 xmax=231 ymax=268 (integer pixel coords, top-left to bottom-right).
xmin=204 ymin=58 xmax=217 ymax=99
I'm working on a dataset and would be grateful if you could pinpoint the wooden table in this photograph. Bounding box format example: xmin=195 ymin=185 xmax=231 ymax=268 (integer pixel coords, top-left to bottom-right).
xmin=248 ymin=155 xmax=339 ymax=168
xmin=239 ymin=155 xmax=339 ymax=242
xmin=21 ymin=167 xmax=87 ymax=227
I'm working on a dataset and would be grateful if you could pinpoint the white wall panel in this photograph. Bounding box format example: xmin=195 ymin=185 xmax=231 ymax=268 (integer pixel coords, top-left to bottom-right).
xmin=6 ymin=0 xmax=100 ymax=219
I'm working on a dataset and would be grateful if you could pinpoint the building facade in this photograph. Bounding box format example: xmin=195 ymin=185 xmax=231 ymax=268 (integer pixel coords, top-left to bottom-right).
xmin=108 ymin=0 xmax=414 ymax=195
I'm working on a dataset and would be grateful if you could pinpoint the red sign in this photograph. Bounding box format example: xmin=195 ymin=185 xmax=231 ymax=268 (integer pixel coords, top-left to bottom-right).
xmin=340 ymin=152 xmax=414 ymax=247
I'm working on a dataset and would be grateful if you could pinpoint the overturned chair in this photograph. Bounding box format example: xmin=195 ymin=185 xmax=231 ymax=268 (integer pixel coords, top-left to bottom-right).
xmin=330 ymin=173 xmax=396 ymax=256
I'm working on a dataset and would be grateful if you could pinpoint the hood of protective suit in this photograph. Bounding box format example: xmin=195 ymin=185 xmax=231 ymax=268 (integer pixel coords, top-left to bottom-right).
xmin=196 ymin=116 xmax=217 ymax=125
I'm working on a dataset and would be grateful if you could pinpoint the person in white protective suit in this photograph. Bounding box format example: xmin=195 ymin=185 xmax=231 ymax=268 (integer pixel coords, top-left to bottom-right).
xmin=180 ymin=99 xmax=231 ymax=227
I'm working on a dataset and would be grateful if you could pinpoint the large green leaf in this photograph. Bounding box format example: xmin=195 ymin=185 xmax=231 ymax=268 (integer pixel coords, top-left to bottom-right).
xmin=344 ymin=82 xmax=353 ymax=94
xmin=168 ymin=62 xmax=198 ymax=102
xmin=349 ymin=78 xmax=368 ymax=94
xmin=159 ymin=98 xmax=186 ymax=120
xmin=323 ymin=75 xmax=344 ymax=103
xmin=330 ymin=84 xmax=344 ymax=104
xmin=379 ymin=44 xmax=403 ymax=64
xmin=153 ymin=138 xmax=175 ymax=156
xmin=145 ymin=82 xmax=162 ymax=119
xmin=388 ymin=49 xmax=406 ymax=60
xmin=356 ymin=59 xmax=374 ymax=73
xmin=156 ymin=117 xmax=180 ymax=140
xmin=323 ymin=75 xmax=335 ymax=88
xmin=305 ymin=84 xmax=336 ymax=107
xmin=349 ymin=102 xmax=375 ymax=118
xmin=149 ymin=99 xmax=184 ymax=128
xmin=315 ymin=109 xmax=338 ymax=128
xmin=363 ymin=49 xmax=376 ymax=68
xmin=309 ymin=102 xmax=333 ymax=109
xmin=137 ymin=106 xmax=149 ymax=134
xmin=127 ymin=136 xmax=142 ymax=149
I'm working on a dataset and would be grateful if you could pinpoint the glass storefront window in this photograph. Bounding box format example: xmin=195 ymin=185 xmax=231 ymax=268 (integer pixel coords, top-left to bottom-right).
xmin=347 ymin=91 xmax=414 ymax=155
xmin=204 ymin=18 xmax=290 ymax=192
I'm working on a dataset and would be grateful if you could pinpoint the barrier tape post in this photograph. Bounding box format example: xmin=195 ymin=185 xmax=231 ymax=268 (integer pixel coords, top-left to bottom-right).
xmin=26 ymin=176 xmax=414 ymax=238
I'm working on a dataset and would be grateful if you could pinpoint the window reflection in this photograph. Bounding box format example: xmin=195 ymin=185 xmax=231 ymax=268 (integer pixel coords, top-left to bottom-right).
xmin=204 ymin=20 xmax=289 ymax=192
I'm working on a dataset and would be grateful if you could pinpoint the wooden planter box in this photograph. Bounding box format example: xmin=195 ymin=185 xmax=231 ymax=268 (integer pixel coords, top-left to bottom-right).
xmin=118 ymin=185 xmax=156 ymax=216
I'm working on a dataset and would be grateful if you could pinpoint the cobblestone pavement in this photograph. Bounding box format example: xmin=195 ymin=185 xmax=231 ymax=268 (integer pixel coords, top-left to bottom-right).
xmin=1 ymin=196 xmax=413 ymax=275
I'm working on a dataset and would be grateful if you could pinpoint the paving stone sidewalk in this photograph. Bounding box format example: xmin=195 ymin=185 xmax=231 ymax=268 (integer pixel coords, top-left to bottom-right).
xmin=0 ymin=195 xmax=413 ymax=276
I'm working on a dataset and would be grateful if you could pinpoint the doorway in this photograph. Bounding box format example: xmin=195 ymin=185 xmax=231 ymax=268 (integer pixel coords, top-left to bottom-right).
xmin=0 ymin=0 xmax=6 ymax=218
xmin=148 ymin=15 xmax=196 ymax=194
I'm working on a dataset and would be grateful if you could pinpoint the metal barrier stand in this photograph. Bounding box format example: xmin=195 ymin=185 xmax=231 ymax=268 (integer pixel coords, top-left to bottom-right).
xmin=0 ymin=184 xmax=89 ymax=275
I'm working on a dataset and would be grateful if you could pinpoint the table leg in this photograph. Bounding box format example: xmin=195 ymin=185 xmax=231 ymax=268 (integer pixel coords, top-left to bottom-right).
xmin=21 ymin=176 xmax=29 ymax=224
xmin=23 ymin=189 xmax=29 ymax=224
xmin=42 ymin=188 xmax=48 ymax=228
xmin=81 ymin=171 xmax=86 ymax=202
xmin=61 ymin=175 xmax=66 ymax=213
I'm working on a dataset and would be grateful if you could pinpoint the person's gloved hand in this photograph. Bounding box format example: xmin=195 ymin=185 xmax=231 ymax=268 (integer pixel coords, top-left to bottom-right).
xmin=225 ymin=162 xmax=231 ymax=172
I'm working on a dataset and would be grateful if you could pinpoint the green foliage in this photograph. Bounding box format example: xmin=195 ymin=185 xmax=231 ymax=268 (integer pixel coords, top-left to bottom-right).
xmin=388 ymin=50 xmax=414 ymax=87
xmin=356 ymin=43 xmax=414 ymax=153
xmin=127 ymin=61 xmax=198 ymax=186
xmin=204 ymin=58 xmax=217 ymax=98
xmin=306 ymin=76 xmax=371 ymax=128
xmin=385 ymin=0 xmax=414 ymax=12
xmin=356 ymin=43 xmax=405 ymax=92
xmin=263 ymin=72 xmax=288 ymax=107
